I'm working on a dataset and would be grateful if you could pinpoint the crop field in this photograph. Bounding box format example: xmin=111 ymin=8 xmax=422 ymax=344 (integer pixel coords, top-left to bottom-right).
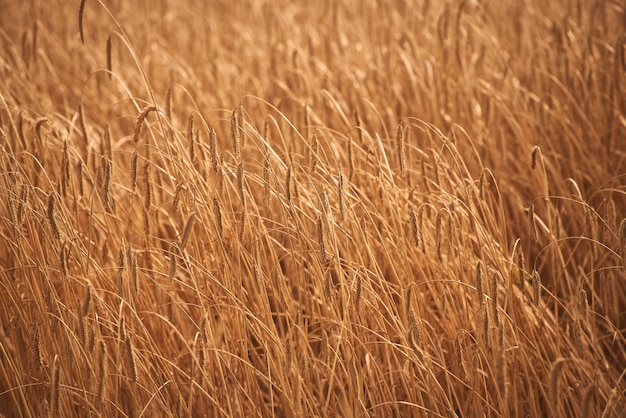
xmin=0 ymin=0 xmax=625 ymax=416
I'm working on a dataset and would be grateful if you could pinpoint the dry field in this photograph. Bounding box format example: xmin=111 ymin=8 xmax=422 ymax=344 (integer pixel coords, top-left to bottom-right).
xmin=0 ymin=0 xmax=625 ymax=416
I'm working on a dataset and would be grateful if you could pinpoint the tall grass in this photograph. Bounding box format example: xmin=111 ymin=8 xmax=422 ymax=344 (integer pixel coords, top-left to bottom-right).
xmin=0 ymin=0 xmax=624 ymax=416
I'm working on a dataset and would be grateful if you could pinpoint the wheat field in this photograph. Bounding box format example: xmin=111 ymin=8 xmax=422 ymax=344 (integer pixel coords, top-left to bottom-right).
xmin=0 ymin=0 xmax=625 ymax=417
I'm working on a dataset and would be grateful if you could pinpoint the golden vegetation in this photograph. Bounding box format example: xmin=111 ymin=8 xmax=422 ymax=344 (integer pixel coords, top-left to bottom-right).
xmin=0 ymin=0 xmax=625 ymax=416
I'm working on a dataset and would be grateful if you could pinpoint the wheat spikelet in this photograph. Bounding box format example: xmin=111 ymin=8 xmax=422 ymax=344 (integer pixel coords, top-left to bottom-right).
xmin=171 ymin=183 xmax=185 ymax=214
xmin=517 ymin=249 xmax=525 ymax=289
xmin=252 ymin=236 xmax=262 ymax=286
xmin=124 ymin=334 xmax=137 ymax=382
xmin=82 ymin=284 xmax=91 ymax=317
xmin=117 ymin=244 xmax=126 ymax=298
xmin=164 ymin=88 xmax=172 ymax=120
xmin=49 ymin=354 xmax=60 ymax=418
xmin=272 ymin=269 xmax=289 ymax=312
xmin=180 ymin=213 xmax=196 ymax=252
xmin=60 ymin=140 xmax=69 ymax=197
xmin=396 ymin=122 xmax=406 ymax=177
xmin=323 ymin=269 xmax=334 ymax=300
xmin=142 ymin=162 xmax=151 ymax=210
xmin=15 ymin=184 xmax=29 ymax=226
xmin=490 ymin=271 xmax=500 ymax=328
xmin=96 ymin=339 xmax=107 ymax=406
xmin=101 ymin=157 xmax=113 ymax=212
xmin=532 ymin=269 xmax=541 ymax=306
xmin=573 ymin=319 xmax=585 ymax=359
xmin=354 ymin=271 xmax=362 ymax=318
xmin=106 ymin=35 xmax=112 ymax=79
xmin=405 ymin=284 xmax=422 ymax=351
xmin=212 ymin=196 xmax=223 ymax=239
xmin=237 ymin=103 xmax=245 ymax=149
xmin=32 ymin=323 xmax=42 ymax=373
xmin=284 ymin=328 xmax=293 ymax=372
xmin=187 ymin=114 xmax=195 ymax=163
xmin=409 ymin=207 xmax=423 ymax=250
xmin=579 ymin=289 xmax=588 ymax=320
xmin=308 ymin=132 xmax=318 ymax=173
xmin=619 ymin=218 xmax=626 ymax=270
xmin=549 ymin=358 xmax=566 ymax=414
xmin=47 ymin=192 xmax=61 ymax=240
xmin=320 ymin=188 xmax=331 ymax=220
xmin=127 ymin=246 xmax=138 ymax=293
xmin=285 ymin=165 xmax=292 ymax=206
xmin=167 ymin=242 xmax=178 ymax=281
xmin=196 ymin=333 xmax=206 ymax=387
xmin=78 ymin=0 xmax=86 ymax=43
xmin=209 ymin=126 xmax=218 ymax=172
xmin=531 ymin=145 xmax=541 ymax=169
xmin=528 ymin=203 xmax=538 ymax=242
xmin=16 ymin=111 xmax=25 ymax=149
xmin=475 ymin=261 xmax=484 ymax=305
xmin=317 ymin=215 xmax=327 ymax=264
xmin=435 ymin=209 xmax=443 ymax=261
xmin=78 ymin=104 xmax=88 ymax=147
xmin=338 ymin=172 xmax=346 ymax=222
xmin=83 ymin=321 xmax=94 ymax=357
xmin=75 ymin=160 xmax=83 ymax=197
xmin=237 ymin=162 xmax=246 ymax=204
xmin=581 ymin=384 xmax=595 ymax=418
xmin=479 ymin=169 xmax=487 ymax=200
xmin=584 ymin=206 xmax=598 ymax=258
xmin=348 ymin=356 xmax=361 ymax=399
xmin=35 ymin=117 xmax=47 ymax=143
xmin=129 ymin=150 xmax=137 ymax=191
xmin=59 ymin=242 xmax=68 ymax=278
xmin=454 ymin=335 xmax=467 ymax=383
xmin=407 ymin=307 xmax=422 ymax=352
xmin=133 ymin=106 xmax=157 ymax=143
xmin=230 ymin=107 xmax=241 ymax=158
xmin=263 ymin=152 xmax=271 ymax=205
